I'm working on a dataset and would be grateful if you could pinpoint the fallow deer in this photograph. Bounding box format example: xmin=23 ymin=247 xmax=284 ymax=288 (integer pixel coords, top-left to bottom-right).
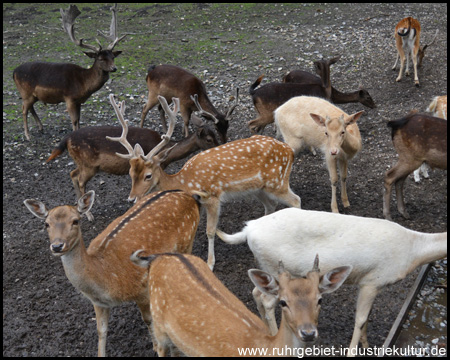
xmin=248 ymin=57 xmax=340 ymax=134
xmin=130 ymin=252 xmax=352 ymax=356
xmin=110 ymin=95 xmax=301 ymax=270
xmin=275 ymin=96 xmax=364 ymax=213
xmin=140 ymin=64 xmax=239 ymax=143
xmin=383 ymin=112 xmax=447 ymax=220
xmin=392 ymin=17 xmax=439 ymax=86
xmin=24 ymin=189 xmax=201 ymax=357
xmin=13 ymin=4 xmax=126 ymax=140
xmin=216 ymin=207 xmax=446 ymax=356
xmin=45 ymin=100 xmax=218 ymax=221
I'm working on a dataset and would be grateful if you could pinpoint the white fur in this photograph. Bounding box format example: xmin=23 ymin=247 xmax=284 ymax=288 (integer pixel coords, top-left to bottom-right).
xmin=217 ymin=208 xmax=447 ymax=356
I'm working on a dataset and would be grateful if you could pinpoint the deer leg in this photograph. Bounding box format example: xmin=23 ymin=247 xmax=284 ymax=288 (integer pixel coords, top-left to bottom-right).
xmin=93 ymin=304 xmax=110 ymax=357
xmin=67 ymin=101 xmax=81 ymax=131
xmin=338 ymin=158 xmax=350 ymax=208
xmin=180 ymin=108 xmax=192 ymax=138
xmin=140 ymin=96 xmax=159 ymax=128
xmin=21 ymin=98 xmax=41 ymax=140
xmin=77 ymin=166 xmax=97 ymax=221
xmin=204 ymin=197 xmax=221 ymax=271
xmin=395 ymin=176 xmax=410 ymax=219
xmin=253 ymin=287 xmax=279 ymax=336
xmin=136 ymin=299 xmax=152 ymax=336
xmin=70 ymin=168 xmax=83 ymax=200
xmin=396 ymin=44 xmax=406 ymax=82
xmin=392 ymin=53 xmax=399 ymax=70
xmin=255 ymin=191 xmax=278 ymax=215
xmin=326 ymin=156 xmax=339 ymax=213
xmin=347 ymin=285 xmax=378 ymax=357
xmin=158 ymin=104 xmax=168 ymax=132
xmin=29 ymin=105 xmax=43 ymax=132
xmin=151 ymin=321 xmax=170 ymax=357
xmin=412 ymin=48 xmax=420 ymax=86
xmin=405 ymin=52 xmax=410 ymax=76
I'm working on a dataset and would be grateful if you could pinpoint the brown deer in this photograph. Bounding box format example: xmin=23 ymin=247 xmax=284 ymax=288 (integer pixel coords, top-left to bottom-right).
xmin=13 ymin=4 xmax=126 ymax=140
xmin=140 ymin=64 xmax=239 ymax=143
xmin=45 ymin=99 xmax=218 ymax=221
xmin=282 ymin=68 xmax=375 ymax=109
xmin=248 ymin=57 xmax=341 ymax=134
xmin=392 ymin=17 xmax=439 ymax=86
xmin=24 ymin=189 xmax=201 ymax=357
xmin=130 ymin=252 xmax=351 ymax=356
xmin=383 ymin=112 xmax=447 ymax=220
xmin=110 ymin=95 xmax=301 ymax=270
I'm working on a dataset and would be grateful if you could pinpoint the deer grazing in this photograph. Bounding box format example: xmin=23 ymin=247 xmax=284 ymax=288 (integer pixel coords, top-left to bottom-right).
xmin=130 ymin=252 xmax=352 ymax=356
xmin=248 ymin=57 xmax=340 ymax=134
xmin=392 ymin=16 xmax=439 ymax=86
xmin=413 ymin=95 xmax=447 ymax=182
xmin=24 ymin=189 xmax=201 ymax=357
xmin=140 ymin=64 xmax=239 ymax=143
xmin=110 ymin=95 xmax=300 ymax=270
xmin=383 ymin=112 xmax=447 ymax=220
xmin=275 ymin=96 xmax=364 ymax=213
xmin=216 ymin=208 xmax=447 ymax=356
xmin=13 ymin=4 xmax=126 ymax=141
xmin=45 ymin=98 xmax=218 ymax=221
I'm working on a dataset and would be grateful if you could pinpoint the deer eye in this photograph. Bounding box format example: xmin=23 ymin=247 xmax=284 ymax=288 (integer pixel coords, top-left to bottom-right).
xmin=341 ymin=131 xmax=345 ymax=135
xmin=279 ymin=300 xmax=288 ymax=308
xmin=44 ymin=222 xmax=49 ymax=229
xmin=318 ymin=298 xmax=323 ymax=306
xmin=324 ymin=131 xmax=328 ymax=136
xmin=72 ymin=219 xmax=79 ymax=226
xmin=145 ymin=174 xmax=153 ymax=181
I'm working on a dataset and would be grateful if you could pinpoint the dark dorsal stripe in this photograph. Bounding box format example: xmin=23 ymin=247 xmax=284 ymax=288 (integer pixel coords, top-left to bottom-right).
xmin=106 ymin=189 xmax=182 ymax=241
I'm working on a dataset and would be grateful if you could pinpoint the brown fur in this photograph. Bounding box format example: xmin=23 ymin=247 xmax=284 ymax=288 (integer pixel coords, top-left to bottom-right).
xmin=383 ymin=113 xmax=447 ymax=220
xmin=24 ymin=190 xmax=200 ymax=357
xmin=140 ymin=64 xmax=237 ymax=143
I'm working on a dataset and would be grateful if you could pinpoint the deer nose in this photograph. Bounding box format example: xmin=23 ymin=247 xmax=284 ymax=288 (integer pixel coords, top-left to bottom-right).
xmin=51 ymin=243 xmax=64 ymax=253
xmin=299 ymin=328 xmax=318 ymax=342
xmin=110 ymin=66 xmax=117 ymax=72
xmin=330 ymin=148 xmax=339 ymax=156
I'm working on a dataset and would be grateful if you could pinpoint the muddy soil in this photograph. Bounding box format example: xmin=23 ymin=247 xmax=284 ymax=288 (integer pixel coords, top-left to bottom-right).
xmin=3 ymin=3 xmax=447 ymax=357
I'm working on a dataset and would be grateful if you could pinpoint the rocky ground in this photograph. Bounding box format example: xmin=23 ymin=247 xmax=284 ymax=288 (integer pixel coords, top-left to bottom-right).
xmin=3 ymin=3 xmax=447 ymax=357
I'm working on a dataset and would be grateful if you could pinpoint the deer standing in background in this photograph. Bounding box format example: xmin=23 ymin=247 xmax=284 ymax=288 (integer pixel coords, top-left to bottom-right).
xmin=130 ymin=252 xmax=351 ymax=356
xmin=110 ymin=95 xmax=300 ymax=270
xmin=45 ymin=99 xmax=218 ymax=221
xmin=13 ymin=4 xmax=126 ymax=140
xmin=392 ymin=16 xmax=438 ymax=86
xmin=24 ymin=189 xmax=201 ymax=357
xmin=140 ymin=64 xmax=239 ymax=143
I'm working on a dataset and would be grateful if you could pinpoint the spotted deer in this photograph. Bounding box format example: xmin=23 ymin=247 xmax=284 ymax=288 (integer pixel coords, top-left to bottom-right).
xmin=392 ymin=17 xmax=438 ymax=86
xmin=109 ymin=95 xmax=301 ymax=270
xmin=24 ymin=190 xmax=201 ymax=357
xmin=45 ymin=99 xmax=218 ymax=221
xmin=13 ymin=4 xmax=126 ymax=140
xmin=130 ymin=252 xmax=352 ymax=356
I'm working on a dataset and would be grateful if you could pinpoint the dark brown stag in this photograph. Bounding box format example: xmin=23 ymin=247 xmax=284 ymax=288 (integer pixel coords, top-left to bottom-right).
xmin=13 ymin=4 xmax=126 ymax=140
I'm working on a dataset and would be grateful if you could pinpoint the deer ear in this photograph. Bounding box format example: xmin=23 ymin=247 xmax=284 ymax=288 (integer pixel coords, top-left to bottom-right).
xmin=83 ymin=51 xmax=97 ymax=58
xmin=112 ymin=50 xmax=122 ymax=57
xmin=24 ymin=199 xmax=49 ymax=219
xmin=77 ymin=190 xmax=95 ymax=215
xmin=248 ymin=269 xmax=280 ymax=296
xmin=310 ymin=113 xmax=326 ymax=127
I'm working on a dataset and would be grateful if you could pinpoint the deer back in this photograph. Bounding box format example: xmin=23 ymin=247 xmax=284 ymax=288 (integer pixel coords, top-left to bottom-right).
xmin=150 ymin=135 xmax=295 ymax=198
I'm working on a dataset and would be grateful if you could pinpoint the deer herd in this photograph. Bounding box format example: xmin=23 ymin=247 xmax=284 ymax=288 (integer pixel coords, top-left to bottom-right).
xmin=16 ymin=4 xmax=446 ymax=358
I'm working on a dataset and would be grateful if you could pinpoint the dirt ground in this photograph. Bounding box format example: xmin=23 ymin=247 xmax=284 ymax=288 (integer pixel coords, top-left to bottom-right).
xmin=3 ymin=3 xmax=447 ymax=357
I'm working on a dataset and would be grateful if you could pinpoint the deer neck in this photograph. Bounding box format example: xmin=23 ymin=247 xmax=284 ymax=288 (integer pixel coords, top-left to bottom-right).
xmin=410 ymin=232 xmax=447 ymax=271
xmin=59 ymin=234 xmax=105 ymax=301
xmin=341 ymin=127 xmax=361 ymax=156
xmin=331 ymin=87 xmax=359 ymax=104
xmin=85 ymin=62 xmax=110 ymax=94
xmin=269 ymin=313 xmax=305 ymax=352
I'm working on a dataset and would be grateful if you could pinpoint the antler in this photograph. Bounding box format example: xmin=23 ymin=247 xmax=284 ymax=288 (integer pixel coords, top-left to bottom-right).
xmin=312 ymin=254 xmax=320 ymax=273
xmin=143 ymin=96 xmax=179 ymax=161
xmin=60 ymin=5 xmax=102 ymax=53
xmin=106 ymin=94 xmax=135 ymax=159
xmin=98 ymin=3 xmax=127 ymax=50
xmin=226 ymin=87 xmax=240 ymax=119
xmin=191 ymin=94 xmax=220 ymax=124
